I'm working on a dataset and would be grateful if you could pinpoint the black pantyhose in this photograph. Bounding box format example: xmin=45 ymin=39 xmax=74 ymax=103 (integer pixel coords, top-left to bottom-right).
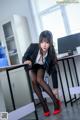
xmin=30 ymin=68 xmax=59 ymax=112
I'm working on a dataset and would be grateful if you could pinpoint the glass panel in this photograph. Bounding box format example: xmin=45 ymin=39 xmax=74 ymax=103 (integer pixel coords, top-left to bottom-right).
xmin=34 ymin=0 xmax=57 ymax=12
xmin=41 ymin=9 xmax=66 ymax=52
xmin=10 ymin=54 xmax=19 ymax=65
xmin=65 ymin=4 xmax=80 ymax=34
xmin=6 ymin=37 xmax=17 ymax=52
xmin=3 ymin=22 xmax=13 ymax=38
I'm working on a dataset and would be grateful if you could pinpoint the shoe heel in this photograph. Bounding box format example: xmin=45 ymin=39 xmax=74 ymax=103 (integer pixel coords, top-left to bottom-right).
xmin=44 ymin=111 xmax=50 ymax=116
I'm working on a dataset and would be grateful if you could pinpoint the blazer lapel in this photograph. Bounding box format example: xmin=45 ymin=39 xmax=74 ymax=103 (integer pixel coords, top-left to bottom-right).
xmin=31 ymin=44 xmax=39 ymax=63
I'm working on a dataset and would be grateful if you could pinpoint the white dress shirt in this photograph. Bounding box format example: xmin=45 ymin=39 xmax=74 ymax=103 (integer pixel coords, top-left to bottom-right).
xmin=35 ymin=50 xmax=48 ymax=65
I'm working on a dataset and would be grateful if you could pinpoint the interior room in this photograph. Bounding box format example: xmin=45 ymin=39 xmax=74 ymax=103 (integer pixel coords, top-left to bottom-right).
xmin=0 ymin=0 xmax=80 ymax=120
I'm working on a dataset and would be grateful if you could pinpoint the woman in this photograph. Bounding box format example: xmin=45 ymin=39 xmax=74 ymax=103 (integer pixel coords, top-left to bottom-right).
xmin=22 ymin=30 xmax=61 ymax=116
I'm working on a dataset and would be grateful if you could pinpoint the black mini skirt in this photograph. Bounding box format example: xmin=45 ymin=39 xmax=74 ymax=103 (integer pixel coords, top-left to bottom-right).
xmin=31 ymin=63 xmax=45 ymax=73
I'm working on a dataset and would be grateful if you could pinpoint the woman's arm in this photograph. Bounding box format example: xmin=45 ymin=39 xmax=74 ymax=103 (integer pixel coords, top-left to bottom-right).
xmin=22 ymin=43 xmax=34 ymax=63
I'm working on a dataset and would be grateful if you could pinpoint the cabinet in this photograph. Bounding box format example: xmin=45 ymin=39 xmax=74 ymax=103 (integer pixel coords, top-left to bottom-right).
xmin=0 ymin=15 xmax=31 ymax=65
xmin=2 ymin=21 xmax=19 ymax=65
xmin=0 ymin=67 xmax=32 ymax=112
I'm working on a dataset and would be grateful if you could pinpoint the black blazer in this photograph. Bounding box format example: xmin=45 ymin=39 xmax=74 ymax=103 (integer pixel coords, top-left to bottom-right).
xmin=22 ymin=43 xmax=57 ymax=75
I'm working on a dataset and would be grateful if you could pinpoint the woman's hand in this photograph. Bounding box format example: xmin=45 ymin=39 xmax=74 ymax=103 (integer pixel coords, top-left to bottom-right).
xmin=24 ymin=60 xmax=32 ymax=66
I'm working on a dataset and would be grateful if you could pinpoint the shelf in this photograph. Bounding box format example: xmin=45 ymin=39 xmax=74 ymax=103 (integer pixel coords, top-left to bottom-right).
xmin=8 ymin=49 xmax=17 ymax=55
xmin=6 ymin=38 xmax=17 ymax=51
xmin=6 ymin=35 xmax=14 ymax=41
xmin=2 ymin=20 xmax=19 ymax=65
xmin=9 ymin=52 xmax=18 ymax=56
xmin=1 ymin=15 xmax=31 ymax=65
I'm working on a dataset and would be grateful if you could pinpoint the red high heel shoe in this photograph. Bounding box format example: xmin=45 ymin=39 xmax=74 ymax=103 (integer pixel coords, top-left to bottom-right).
xmin=53 ymin=99 xmax=61 ymax=115
xmin=53 ymin=109 xmax=61 ymax=115
xmin=44 ymin=111 xmax=50 ymax=116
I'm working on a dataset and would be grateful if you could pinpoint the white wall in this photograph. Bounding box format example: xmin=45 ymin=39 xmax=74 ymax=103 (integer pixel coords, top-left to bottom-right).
xmin=0 ymin=82 xmax=6 ymax=111
xmin=0 ymin=0 xmax=39 ymax=42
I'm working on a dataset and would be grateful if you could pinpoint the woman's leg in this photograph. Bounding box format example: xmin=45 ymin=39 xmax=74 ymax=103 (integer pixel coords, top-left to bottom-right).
xmin=52 ymin=88 xmax=59 ymax=99
xmin=37 ymin=69 xmax=60 ymax=110
xmin=29 ymin=70 xmax=49 ymax=113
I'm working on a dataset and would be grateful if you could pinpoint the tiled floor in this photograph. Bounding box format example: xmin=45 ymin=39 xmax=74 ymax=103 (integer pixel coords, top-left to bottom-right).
xmin=37 ymin=101 xmax=80 ymax=120
xmin=20 ymin=100 xmax=80 ymax=120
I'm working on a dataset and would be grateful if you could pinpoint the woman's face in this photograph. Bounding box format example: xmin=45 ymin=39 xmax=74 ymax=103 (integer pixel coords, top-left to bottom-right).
xmin=40 ymin=38 xmax=50 ymax=53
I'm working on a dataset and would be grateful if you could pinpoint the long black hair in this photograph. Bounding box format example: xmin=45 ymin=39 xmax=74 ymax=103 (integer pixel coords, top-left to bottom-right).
xmin=39 ymin=30 xmax=57 ymax=63
xmin=39 ymin=30 xmax=53 ymax=46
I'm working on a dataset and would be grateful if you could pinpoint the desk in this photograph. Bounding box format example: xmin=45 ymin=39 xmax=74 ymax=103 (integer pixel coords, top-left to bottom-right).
xmin=0 ymin=64 xmax=38 ymax=120
xmin=57 ymin=53 xmax=80 ymax=106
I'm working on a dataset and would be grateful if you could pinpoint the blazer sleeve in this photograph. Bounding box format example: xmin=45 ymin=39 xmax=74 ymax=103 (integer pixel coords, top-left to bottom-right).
xmin=22 ymin=43 xmax=34 ymax=63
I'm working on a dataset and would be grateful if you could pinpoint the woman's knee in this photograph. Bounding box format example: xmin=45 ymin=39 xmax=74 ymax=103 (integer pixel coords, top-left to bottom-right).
xmin=31 ymin=76 xmax=37 ymax=86
xmin=37 ymin=74 xmax=44 ymax=84
xmin=29 ymin=70 xmax=37 ymax=84
xmin=37 ymin=69 xmax=45 ymax=83
xmin=37 ymin=76 xmax=42 ymax=83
